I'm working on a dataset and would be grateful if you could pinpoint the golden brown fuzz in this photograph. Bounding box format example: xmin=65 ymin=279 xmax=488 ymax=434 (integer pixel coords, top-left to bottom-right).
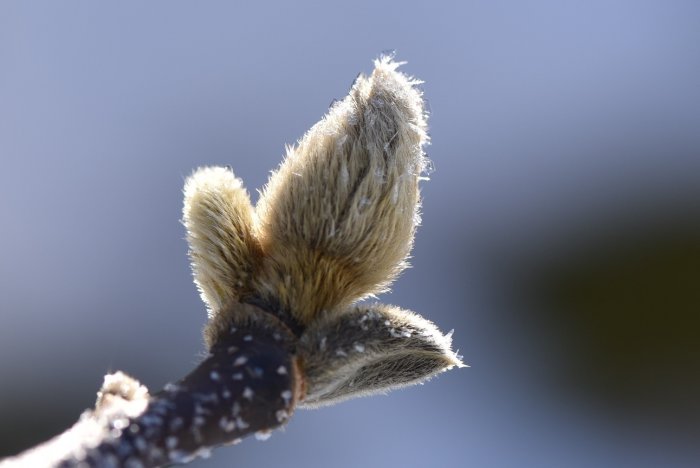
xmin=254 ymin=57 xmax=428 ymax=322
xmin=184 ymin=57 xmax=427 ymax=326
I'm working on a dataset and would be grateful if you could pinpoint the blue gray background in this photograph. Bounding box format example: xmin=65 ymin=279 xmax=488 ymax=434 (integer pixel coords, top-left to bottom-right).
xmin=2 ymin=1 xmax=700 ymax=467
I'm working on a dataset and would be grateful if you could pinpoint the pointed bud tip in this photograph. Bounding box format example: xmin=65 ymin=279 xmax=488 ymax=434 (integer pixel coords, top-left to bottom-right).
xmin=350 ymin=55 xmax=427 ymax=118
xmin=441 ymin=331 xmax=468 ymax=369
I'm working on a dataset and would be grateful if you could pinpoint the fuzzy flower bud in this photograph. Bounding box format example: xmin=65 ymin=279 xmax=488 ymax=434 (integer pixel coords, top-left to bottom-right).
xmin=255 ymin=56 xmax=430 ymax=323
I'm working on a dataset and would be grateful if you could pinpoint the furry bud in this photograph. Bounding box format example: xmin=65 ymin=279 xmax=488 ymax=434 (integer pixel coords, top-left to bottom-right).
xmin=298 ymin=304 xmax=464 ymax=408
xmin=254 ymin=56 xmax=429 ymax=323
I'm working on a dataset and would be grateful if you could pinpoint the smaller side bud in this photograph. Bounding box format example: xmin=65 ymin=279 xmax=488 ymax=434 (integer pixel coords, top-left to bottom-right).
xmin=297 ymin=304 xmax=464 ymax=408
xmin=183 ymin=166 xmax=261 ymax=317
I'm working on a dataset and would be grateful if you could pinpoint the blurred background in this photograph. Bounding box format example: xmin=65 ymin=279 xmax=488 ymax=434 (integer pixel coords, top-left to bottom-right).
xmin=1 ymin=1 xmax=699 ymax=467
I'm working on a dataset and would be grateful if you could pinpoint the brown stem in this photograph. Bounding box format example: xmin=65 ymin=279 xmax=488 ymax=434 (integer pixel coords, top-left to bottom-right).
xmin=2 ymin=322 xmax=300 ymax=468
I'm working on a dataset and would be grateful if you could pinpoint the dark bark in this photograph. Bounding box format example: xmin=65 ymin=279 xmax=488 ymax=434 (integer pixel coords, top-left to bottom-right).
xmin=3 ymin=322 xmax=299 ymax=468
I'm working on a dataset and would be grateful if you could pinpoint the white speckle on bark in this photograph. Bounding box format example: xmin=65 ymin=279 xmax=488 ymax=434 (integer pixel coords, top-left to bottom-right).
xmin=276 ymin=409 xmax=289 ymax=423
xmin=243 ymin=387 xmax=254 ymax=400
xmin=166 ymin=436 xmax=178 ymax=450
xmin=281 ymin=390 xmax=292 ymax=404
xmin=235 ymin=416 xmax=249 ymax=430
xmin=168 ymin=450 xmax=191 ymax=463
xmin=219 ymin=417 xmax=236 ymax=432
xmin=195 ymin=447 xmax=212 ymax=459
xmin=113 ymin=418 xmax=129 ymax=430
xmin=164 ymin=383 xmax=180 ymax=393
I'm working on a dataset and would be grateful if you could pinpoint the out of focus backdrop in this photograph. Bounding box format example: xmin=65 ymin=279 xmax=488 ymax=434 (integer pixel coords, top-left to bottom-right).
xmin=1 ymin=2 xmax=699 ymax=467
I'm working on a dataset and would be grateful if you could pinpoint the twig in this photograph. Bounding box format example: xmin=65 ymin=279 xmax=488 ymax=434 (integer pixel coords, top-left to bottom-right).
xmin=2 ymin=309 xmax=299 ymax=467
